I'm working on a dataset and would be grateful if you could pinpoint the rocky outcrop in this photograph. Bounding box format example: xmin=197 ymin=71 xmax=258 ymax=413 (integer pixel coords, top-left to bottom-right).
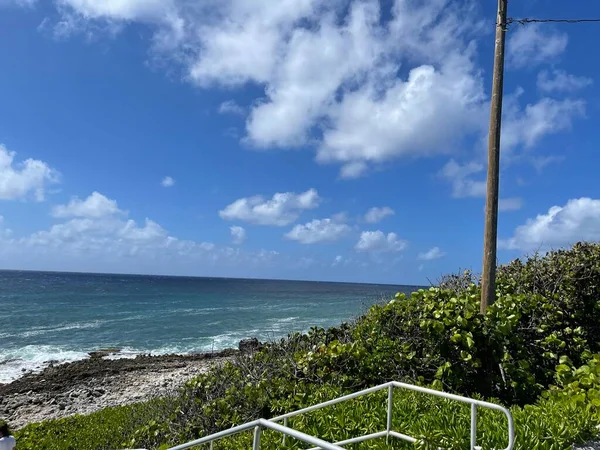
xmin=88 ymin=348 xmax=121 ymax=359
xmin=0 ymin=352 xmax=235 ymax=429
xmin=238 ymin=338 xmax=262 ymax=353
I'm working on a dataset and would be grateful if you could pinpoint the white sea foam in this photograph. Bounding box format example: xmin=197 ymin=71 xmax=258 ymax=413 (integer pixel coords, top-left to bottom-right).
xmin=0 ymin=321 xmax=104 ymax=339
xmin=0 ymin=333 xmax=246 ymax=383
xmin=0 ymin=345 xmax=90 ymax=383
xmin=0 ymin=324 xmax=327 ymax=384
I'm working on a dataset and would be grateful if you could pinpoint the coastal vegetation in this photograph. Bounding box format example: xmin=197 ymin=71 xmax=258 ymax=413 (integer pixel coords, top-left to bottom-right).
xmin=13 ymin=242 xmax=600 ymax=449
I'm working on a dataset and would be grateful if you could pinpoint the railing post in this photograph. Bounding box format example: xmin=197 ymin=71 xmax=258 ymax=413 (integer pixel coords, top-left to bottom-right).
xmin=283 ymin=418 xmax=288 ymax=446
xmin=253 ymin=425 xmax=261 ymax=450
xmin=386 ymin=384 xmax=393 ymax=444
xmin=209 ymin=441 xmax=213 ymax=450
xmin=470 ymin=404 xmax=477 ymax=450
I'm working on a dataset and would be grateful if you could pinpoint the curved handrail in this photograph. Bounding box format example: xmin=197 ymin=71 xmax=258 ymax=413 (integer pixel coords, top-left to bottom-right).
xmin=270 ymin=381 xmax=515 ymax=450
xmin=167 ymin=418 xmax=346 ymax=450
xmin=169 ymin=381 xmax=515 ymax=450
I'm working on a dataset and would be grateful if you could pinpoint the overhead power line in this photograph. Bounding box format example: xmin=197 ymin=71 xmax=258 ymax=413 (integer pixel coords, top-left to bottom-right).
xmin=508 ymin=17 xmax=600 ymax=25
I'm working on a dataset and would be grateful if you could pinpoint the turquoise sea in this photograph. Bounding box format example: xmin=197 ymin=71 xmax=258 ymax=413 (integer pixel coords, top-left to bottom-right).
xmin=0 ymin=270 xmax=420 ymax=383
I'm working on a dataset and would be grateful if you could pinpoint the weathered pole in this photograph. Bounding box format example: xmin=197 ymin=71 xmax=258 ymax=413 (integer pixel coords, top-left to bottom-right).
xmin=481 ymin=0 xmax=508 ymax=314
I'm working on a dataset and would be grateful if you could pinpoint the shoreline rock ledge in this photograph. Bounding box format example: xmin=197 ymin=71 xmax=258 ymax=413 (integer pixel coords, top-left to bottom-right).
xmin=238 ymin=338 xmax=263 ymax=353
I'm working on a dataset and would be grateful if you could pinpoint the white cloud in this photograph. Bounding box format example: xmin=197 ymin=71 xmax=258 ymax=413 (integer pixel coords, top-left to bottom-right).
xmin=364 ymin=206 xmax=395 ymax=223
xmin=500 ymin=198 xmax=600 ymax=251
xmin=187 ymin=0 xmax=324 ymax=88
xmin=0 ymin=144 xmax=60 ymax=201
xmin=219 ymin=188 xmax=320 ymax=226
xmin=52 ymin=191 xmax=124 ymax=218
xmin=1 ymin=191 xmax=281 ymax=274
xmin=51 ymin=0 xmax=184 ymax=48
xmin=230 ymin=226 xmax=246 ymax=245
xmin=161 ymin=176 xmax=175 ymax=187
xmin=507 ymin=24 xmax=568 ymax=69
xmin=332 ymin=255 xmax=343 ymax=266
xmin=219 ymin=100 xmax=245 ymax=116
xmin=285 ymin=218 xmax=350 ymax=244
xmin=57 ymin=0 xmax=173 ymax=20
xmin=499 ymin=197 xmax=523 ymax=212
xmin=537 ymin=69 xmax=592 ymax=93
xmin=46 ymin=0 xmax=492 ymax=177
xmin=418 ymin=246 xmax=445 ymax=260
xmin=440 ymin=159 xmax=486 ymax=198
xmin=339 ymin=161 xmax=369 ymax=179
xmin=501 ymin=95 xmax=585 ymax=154
xmin=442 ymin=89 xmax=586 ymax=197
xmin=355 ymin=230 xmax=407 ymax=253
xmin=0 ymin=0 xmax=36 ymax=7
xmin=39 ymin=1 xmax=586 ymax=180
xmin=317 ymin=55 xmax=487 ymax=175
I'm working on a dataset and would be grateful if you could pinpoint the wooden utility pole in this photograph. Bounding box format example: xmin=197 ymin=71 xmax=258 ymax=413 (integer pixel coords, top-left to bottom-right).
xmin=481 ymin=0 xmax=508 ymax=314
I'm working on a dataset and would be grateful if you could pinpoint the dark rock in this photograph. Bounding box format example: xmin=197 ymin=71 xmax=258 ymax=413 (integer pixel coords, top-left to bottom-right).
xmin=238 ymin=338 xmax=262 ymax=353
xmin=88 ymin=349 xmax=121 ymax=359
xmin=94 ymin=388 xmax=105 ymax=396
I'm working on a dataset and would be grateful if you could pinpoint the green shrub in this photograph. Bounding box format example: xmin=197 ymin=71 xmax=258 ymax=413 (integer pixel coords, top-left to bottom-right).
xmin=15 ymin=398 xmax=176 ymax=450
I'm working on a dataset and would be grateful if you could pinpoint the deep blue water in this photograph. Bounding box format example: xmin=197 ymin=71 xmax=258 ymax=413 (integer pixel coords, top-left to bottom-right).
xmin=0 ymin=270 xmax=419 ymax=382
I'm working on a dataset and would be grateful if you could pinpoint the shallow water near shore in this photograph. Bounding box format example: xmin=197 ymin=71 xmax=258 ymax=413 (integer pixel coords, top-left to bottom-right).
xmin=1 ymin=270 xmax=417 ymax=383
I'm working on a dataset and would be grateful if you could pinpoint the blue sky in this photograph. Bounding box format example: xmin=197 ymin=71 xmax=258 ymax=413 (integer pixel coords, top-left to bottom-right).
xmin=0 ymin=0 xmax=599 ymax=285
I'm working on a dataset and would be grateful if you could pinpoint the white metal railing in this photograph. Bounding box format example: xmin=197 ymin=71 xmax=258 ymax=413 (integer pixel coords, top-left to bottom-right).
xmin=167 ymin=380 xmax=515 ymax=450
xmin=167 ymin=419 xmax=345 ymax=450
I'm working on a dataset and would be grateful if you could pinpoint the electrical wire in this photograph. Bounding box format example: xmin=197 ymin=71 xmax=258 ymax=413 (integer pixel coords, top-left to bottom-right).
xmin=507 ymin=17 xmax=600 ymax=25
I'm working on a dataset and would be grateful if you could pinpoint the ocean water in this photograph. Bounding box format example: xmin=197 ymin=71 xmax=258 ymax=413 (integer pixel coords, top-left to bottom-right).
xmin=0 ymin=270 xmax=419 ymax=383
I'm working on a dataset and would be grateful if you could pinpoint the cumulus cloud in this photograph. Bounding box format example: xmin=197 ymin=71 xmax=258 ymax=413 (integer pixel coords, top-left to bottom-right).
xmin=161 ymin=176 xmax=175 ymax=187
xmin=440 ymin=159 xmax=486 ymax=198
xmin=418 ymin=246 xmax=445 ymax=260
xmin=218 ymin=100 xmax=245 ymax=116
xmin=44 ymin=0 xmax=495 ymax=177
xmin=219 ymin=188 xmax=320 ymax=226
xmin=57 ymin=0 xmax=174 ymax=21
xmin=537 ymin=69 xmax=593 ymax=93
xmin=501 ymin=93 xmax=586 ymax=154
xmin=317 ymin=56 xmax=486 ymax=174
xmin=52 ymin=192 xmax=124 ymax=218
xmin=500 ymin=198 xmax=600 ymax=251
xmin=1 ymin=191 xmax=281 ymax=274
xmin=0 ymin=144 xmax=60 ymax=201
xmin=364 ymin=206 xmax=394 ymax=224
xmin=339 ymin=161 xmax=369 ymax=179
xmin=507 ymin=25 xmax=568 ymax=69
xmin=230 ymin=226 xmax=246 ymax=245
xmin=0 ymin=0 xmax=36 ymax=7
xmin=285 ymin=218 xmax=350 ymax=244
xmin=37 ymin=1 xmax=586 ymax=180
xmin=441 ymin=87 xmax=586 ymax=198
xmin=355 ymin=230 xmax=407 ymax=253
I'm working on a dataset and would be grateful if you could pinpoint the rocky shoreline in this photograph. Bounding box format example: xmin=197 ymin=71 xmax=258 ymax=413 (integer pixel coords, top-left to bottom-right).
xmin=0 ymin=349 xmax=240 ymax=429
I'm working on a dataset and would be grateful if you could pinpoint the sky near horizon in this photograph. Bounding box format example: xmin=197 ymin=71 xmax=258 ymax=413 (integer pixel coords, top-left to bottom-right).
xmin=0 ymin=0 xmax=599 ymax=285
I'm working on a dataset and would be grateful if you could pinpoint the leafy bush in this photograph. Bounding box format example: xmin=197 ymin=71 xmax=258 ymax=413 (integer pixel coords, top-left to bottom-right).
xmin=547 ymin=353 xmax=600 ymax=412
xmin=15 ymin=398 xmax=176 ymax=450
